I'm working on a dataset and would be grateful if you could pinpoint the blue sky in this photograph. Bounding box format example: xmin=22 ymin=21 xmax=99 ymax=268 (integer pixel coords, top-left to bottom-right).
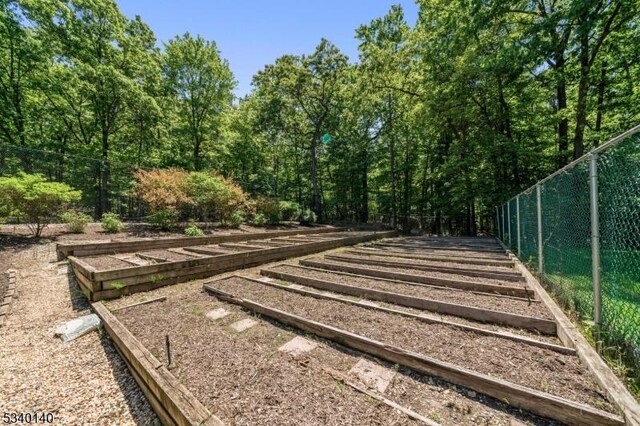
xmin=116 ymin=1 xmax=419 ymax=98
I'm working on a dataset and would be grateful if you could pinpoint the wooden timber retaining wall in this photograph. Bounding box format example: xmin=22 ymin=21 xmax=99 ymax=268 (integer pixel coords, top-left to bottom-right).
xmin=92 ymin=302 xmax=224 ymax=426
xmin=71 ymin=231 xmax=398 ymax=301
xmin=56 ymin=226 xmax=342 ymax=259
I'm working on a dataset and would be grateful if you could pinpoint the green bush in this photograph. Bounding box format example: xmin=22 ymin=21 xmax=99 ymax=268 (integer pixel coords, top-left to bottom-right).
xmin=229 ymin=211 xmax=244 ymax=228
xmin=60 ymin=211 xmax=92 ymax=233
xmin=148 ymin=208 xmax=177 ymax=231
xmin=250 ymin=213 xmax=267 ymax=227
xmin=184 ymin=222 xmax=204 ymax=236
xmin=0 ymin=173 xmax=82 ymax=237
xmin=185 ymin=172 xmax=247 ymax=222
xmin=101 ymin=212 xmax=124 ymax=233
xmin=279 ymin=201 xmax=301 ymax=221
xmin=297 ymin=208 xmax=317 ymax=225
xmin=255 ymin=197 xmax=281 ymax=224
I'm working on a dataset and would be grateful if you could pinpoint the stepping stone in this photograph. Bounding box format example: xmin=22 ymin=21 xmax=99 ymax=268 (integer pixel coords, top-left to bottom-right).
xmin=258 ymin=276 xmax=275 ymax=283
xmin=358 ymin=299 xmax=380 ymax=307
xmin=348 ymin=359 xmax=396 ymax=393
xmin=278 ymin=336 xmax=318 ymax=356
xmin=206 ymin=308 xmax=230 ymax=321
xmin=288 ymin=284 xmax=304 ymax=290
xmin=229 ymin=318 xmax=258 ymax=332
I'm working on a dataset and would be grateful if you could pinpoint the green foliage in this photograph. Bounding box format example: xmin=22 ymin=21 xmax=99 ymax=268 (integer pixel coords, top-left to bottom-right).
xmin=60 ymin=211 xmax=92 ymax=234
xmin=250 ymin=213 xmax=267 ymax=227
xmin=297 ymin=208 xmax=317 ymax=225
xmin=255 ymin=197 xmax=282 ymax=224
xmin=278 ymin=201 xmax=301 ymax=221
xmin=148 ymin=208 xmax=178 ymax=231
xmin=101 ymin=213 xmax=124 ymax=234
xmin=184 ymin=222 xmax=204 ymax=236
xmin=229 ymin=211 xmax=245 ymax=228
xmin=185 ymin=172 xmax=247 ymax=222
xmin=0 ymin=173 xmax=82 ymax=236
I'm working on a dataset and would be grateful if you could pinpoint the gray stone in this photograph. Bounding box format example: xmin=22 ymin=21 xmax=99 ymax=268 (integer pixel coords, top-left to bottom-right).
xmin=278 ymin=336 xmax=318 ymax=356
xmin=348 ymin=359 xmax=396 ymax=393
xmin=229 ymin=318 xmax=258 ymax=332
xmin=206 ymin=308 xmax=230 ymax=321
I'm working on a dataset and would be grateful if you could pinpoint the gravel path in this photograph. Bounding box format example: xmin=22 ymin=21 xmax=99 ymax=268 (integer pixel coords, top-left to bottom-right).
xmin=268 ymin=264 xmax=551 ymax=319
xmin=0 ymin=243 xmax=156 ymax=425
xmin=210 ymin=276 xmax=614 ymax=411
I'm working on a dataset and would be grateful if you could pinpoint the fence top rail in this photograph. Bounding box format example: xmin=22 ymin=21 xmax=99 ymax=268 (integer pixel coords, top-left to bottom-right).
xmin=500 ymin=123 xmax=640 ymax=206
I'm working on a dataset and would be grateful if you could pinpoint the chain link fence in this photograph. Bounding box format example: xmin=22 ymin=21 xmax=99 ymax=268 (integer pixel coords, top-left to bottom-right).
xmin=496 ymin=125 xmax=640 ymax=387
xmin=0 ymin=144 xmax=145 ymax=219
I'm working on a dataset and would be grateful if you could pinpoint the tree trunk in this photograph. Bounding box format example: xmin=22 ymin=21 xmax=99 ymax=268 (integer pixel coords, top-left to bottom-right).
xmin=99 ymin=130 xmax=110 ymax=216
xmin=310 ymin=131 xmax=321 ymax=221
xmin=360 ymin=148 xmax=369 ymax=223
xmin=573 ymin=32 xmax=590 ymax=160
xmin=594 ymin=60 xmax=607 ymax=147
xmin=556 ymin=55 xmax=570 ymax=167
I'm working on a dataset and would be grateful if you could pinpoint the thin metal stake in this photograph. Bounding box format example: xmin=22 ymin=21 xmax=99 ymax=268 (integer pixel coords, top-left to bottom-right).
xmin=589 ymin=154 xmax=602 ymax=337
xmin=495 ymin=207 xmax=500 ymax=239
xmin=536 ymin=184 xmax=543 ymax=278
xmin=516 ymin=195 xmax=521 ymax=257
xmin=165 ymin=334 xmax=172 ymax=367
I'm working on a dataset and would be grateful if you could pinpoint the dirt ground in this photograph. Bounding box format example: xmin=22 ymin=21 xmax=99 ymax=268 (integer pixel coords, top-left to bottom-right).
xmin=0 ymin=242 xmax=157 ymax=425
xmin=116 ymin=289 xmax=561 ymax=425
xmin=208 ymin=276 xmax=614 ymax=411
xmin=267 ymin=264 xmax=551 ymax=319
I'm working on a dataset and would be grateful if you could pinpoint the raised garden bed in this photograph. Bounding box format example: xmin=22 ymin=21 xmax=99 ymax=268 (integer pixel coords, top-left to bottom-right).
xmin=70 ymin=231 xmax=397 ymax=301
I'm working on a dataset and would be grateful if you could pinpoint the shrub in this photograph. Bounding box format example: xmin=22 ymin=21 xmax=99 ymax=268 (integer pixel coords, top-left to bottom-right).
xmin=134 ymin=169 xmax=191 ymax=215
xmin=229 ymin=211 xmax=244 ymax=228
xmin=101 ymin=212 xmax=124 ymax=233
xmin=0 ymin=173 xmax=82 ymax=237
xmin=250 ymin=213 xmax=267 ymax=227
xmin=278 ymin=201 xmax=301 ymax=221
xmin=255 ymin=197 xmax=281 ymax=224
xmin=185 ymin=172 xmax=247 ymax=223
xmin=184 ymin=222 xmax=205 ymax=236
xmin=297 ymin=208 xmax=317 ymax=225
xmin=60 ymin=211 xmax=92 ymax=233
xmin=148 ymin=208 xmax=178 ymax=231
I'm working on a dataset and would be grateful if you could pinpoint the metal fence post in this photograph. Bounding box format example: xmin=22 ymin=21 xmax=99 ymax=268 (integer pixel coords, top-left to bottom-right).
xmin=589 ymin=154 xmax=602 ymax=332
xmin=536 ymin=184 xmax=543 ymax=277
xmin=501 ymin=205 xmax=505 ymax=243
xmin=507 ymin=201 xmax=511 ymax=248
xmin=516 ymin=195 xmax=521 ymax=257
xmin=495 ymin=207 xmax=500 ymax=239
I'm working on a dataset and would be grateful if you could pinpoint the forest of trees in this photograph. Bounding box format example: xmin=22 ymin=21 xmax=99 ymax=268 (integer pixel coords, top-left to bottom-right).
xmin=1 ymin=0 xmax=639 ymax=234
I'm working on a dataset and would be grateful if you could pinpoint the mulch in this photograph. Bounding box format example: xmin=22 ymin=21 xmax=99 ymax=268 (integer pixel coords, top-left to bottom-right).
xmin=208 ymin=276 xmax=615 ymax=412
xmin=269 ymin=264 xmax=551 ymax=319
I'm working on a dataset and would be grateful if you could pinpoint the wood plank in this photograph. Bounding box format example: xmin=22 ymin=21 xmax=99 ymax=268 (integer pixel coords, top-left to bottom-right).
xmin=218 ymin=243 xmax=268 ymax=250
xmin=68 ymin=256 xmax=98 ymax=280
xmin=202 ymin=283 xmax=623 ymax=426
xmin=92 ymin=302 xmax=224 ymax=426
xmin=136 ymin=253 xmax=170 ymax=263
xmin=56 ymin=226 xmax=342 ymax=258
xmin=260 ymin=269 xmax=556 ymax=335
xmin=71 ymin=266 xmax=101 ymax=292
xmin=299 ymin=259 xmax=533 ymax=298
xmin=373 ymin=242 xmax=506 ymax=254
xmin=325 ymin=254 xmax=524 ymax=282
xmin=372 ymin=242 xmax=509 ymax=258
xmin=240 ymin=274 xmax=573 ymax=355
xmin=110 ymin=296 xmax=167 ymax=312
xmin=347 ymin=248 xmax=514 ymax=267
xmin=498 ymin=239 xmax=640 ymax=426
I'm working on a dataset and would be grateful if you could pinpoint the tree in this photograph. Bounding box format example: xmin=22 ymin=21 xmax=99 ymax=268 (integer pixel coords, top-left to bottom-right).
xmin=163 ymin=33 xmax=235 ymax=171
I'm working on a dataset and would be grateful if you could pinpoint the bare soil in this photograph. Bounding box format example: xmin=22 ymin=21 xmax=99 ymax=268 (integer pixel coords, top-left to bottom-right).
xmin=116 ymin=292 xmax=417 ymax=426
xmin=371 ymin=244 xmax=509 ymax=260
xmin=209 ymin=276 xmax=614 ymax=411
xmin=81 ymin=255 xmax=136 ymax=271
xmin=118 ymin=290 xmax=559 ymax=425
xmin=268 ymin=264 xmax=551 ymax=319
xmin=137 ymin=249 xmax=198 ymax=261
xmin=332 ymin=253 xmax=517 ymax=273
xmin=308 ymin=257 xmax=527 ymax=288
